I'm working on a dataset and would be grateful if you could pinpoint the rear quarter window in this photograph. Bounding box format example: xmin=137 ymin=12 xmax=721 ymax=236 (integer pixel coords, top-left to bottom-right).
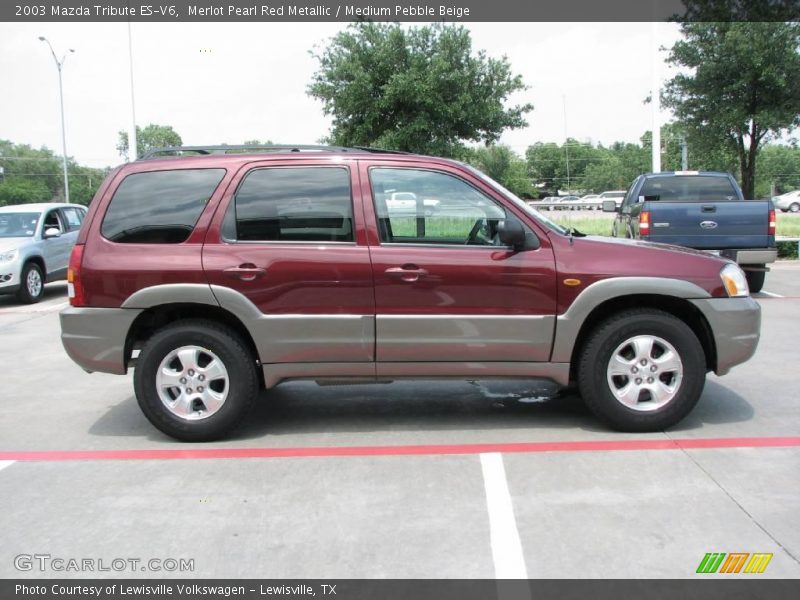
xmin=101 ymin=169 xmax=225 ymax=244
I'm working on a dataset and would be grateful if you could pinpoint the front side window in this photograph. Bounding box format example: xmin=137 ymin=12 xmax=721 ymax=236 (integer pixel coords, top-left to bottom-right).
xmin=370 ymin=168 xmax=513 ymax=246
xmin=101 ymin=169 xmax=225 ymax=244
xmin=43 ymin=210 xmax=64 ymax=233
xmin=227 ymin=167 xmax=353 ymax=242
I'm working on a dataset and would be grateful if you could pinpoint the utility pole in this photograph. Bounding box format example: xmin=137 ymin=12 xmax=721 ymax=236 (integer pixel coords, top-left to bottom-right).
xmin=39 ymin=36 xmax=74 ymax=203
xmin=681 ymin=135 xmax=688 ymax=171
xmin=563 ymin=95 xmax=570 ymax=193
xmin=127 ymin=22 xmax=138 ymax=161
xmin=651 ymin=21 xmax=661 ymax=173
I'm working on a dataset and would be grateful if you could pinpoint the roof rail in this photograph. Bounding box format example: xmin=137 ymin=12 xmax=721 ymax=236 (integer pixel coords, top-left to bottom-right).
xmin=138 ymin=144 xmax=408 ymax=160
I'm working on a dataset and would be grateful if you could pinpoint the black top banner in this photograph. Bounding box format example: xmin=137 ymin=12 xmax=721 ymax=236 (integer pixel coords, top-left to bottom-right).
xmin=3 ymin=0 xmax=800 ymax=22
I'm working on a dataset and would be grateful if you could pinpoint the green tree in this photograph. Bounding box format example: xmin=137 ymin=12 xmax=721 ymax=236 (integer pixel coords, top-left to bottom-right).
xmin=116 ymin=124 xmax=183 ymax=160
xmin=582 ymin=155 xmax=627 ymax=193
xmin=0 ymin=139 xmax=63 ymax=199
xmin=662 ymin=22 xmax=800 ymax=198
xmin=0 ymin=139 xmax=107 ymax=205
xmin=0 ymin=178 xmax=51 ymax=206
xmin=755 ymin=144 xmax=800 ymax=197
xmin=308 ymin=23 xmax=532 ymax=157
xmin=465 ymin=145 xmax=533 ymax=198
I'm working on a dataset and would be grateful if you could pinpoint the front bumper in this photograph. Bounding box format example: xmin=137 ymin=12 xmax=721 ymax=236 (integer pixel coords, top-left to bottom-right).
xmin=689 ymin=297 xmax=761 ymax=376
xmin=60 ymin=306 xmax=143 ymax=374
xmin=0 ymin=258 xmax=21 ymax=294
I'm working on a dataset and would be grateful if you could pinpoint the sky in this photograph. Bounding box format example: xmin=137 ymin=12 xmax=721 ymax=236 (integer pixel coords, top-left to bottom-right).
xmin=0 ymin=21 xmax=683 ymax=168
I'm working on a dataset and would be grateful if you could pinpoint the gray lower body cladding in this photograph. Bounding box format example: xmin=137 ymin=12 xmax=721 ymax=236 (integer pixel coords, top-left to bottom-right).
xmin=60 ymin=307 xmax=143 ymax=374
xmin=688 ymin=297 xmax=761 ymax=375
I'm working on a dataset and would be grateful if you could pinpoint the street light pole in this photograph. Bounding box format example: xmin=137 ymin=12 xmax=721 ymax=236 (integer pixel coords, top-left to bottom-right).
xmin=39 ymin=36 xmax=74 ymax=204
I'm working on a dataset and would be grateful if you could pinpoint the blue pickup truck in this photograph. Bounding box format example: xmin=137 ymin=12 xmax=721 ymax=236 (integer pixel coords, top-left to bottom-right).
xmin=605 ymin=171 xmax=777 ymax=292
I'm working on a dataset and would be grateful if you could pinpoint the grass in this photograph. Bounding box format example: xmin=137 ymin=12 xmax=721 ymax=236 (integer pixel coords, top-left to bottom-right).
xmin=545 ymin=212 xmax=800 ymax=238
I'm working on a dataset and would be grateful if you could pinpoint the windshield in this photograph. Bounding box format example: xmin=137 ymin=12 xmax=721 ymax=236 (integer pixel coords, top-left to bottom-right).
xmin=464 ymin=165 xmax=569 ymax=235
xmin=0 ymin=212 xmax=40 ymax=238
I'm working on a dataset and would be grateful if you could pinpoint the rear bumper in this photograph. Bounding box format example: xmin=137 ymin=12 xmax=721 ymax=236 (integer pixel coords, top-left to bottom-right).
xmin=689 ymin=297 xmax=761 ymax=376
xmin=60 ymin=306 xmax=142 ymax=375
xmin=718 ymin=248 xmax=777 ymax=266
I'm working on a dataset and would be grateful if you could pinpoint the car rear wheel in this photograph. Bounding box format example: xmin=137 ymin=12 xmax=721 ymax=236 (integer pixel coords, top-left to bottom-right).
xmin=790 ymin=202 xmax=799 ymax=213
xmin=577 ymin=309 xmax=706 ymax=431
xmin=134 ymin=319 xmax=258 ymax=442
xmin=16 ymin=262 xmax=44 ymax=304
xmin=745 ymin=269 xmax=765 ymax=294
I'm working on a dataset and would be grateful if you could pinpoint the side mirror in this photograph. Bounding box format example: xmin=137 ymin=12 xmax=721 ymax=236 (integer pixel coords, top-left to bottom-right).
xmin=497 ymin=219 xmax=527 ymax=250
xmin=43 ymin=227 xmax=61 ymax=239
xmin=602 ymin=200 xmax=619 ymax=213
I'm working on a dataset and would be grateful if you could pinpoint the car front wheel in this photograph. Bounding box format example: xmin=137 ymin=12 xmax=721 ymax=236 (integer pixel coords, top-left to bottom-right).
xmin=577 ymin=309 xmax=706 ymax=431
xmin=17 ymin=262 xmax=44 ymax=304
xmin=134 ymin=319 xmax=258 ymax=441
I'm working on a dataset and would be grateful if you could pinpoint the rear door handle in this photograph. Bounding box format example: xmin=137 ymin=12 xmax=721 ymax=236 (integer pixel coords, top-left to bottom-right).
xmin=385 ymin=265 xmax=428 ymax=282
xmin=224 ymin=264 xmax=266 ymax=282
xmin=701 ymin=205 xmax=716 ymax=213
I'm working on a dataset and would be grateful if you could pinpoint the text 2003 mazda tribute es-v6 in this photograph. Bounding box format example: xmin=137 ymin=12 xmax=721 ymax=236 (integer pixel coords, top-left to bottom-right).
xmin=59 ymin=146 xmax=761 ymax=441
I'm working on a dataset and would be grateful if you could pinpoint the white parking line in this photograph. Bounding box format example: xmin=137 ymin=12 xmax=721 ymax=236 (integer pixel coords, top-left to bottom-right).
xmin=759 ymin=291 xmax=785 ymax=298
xmin=0 ymin=461 xmax=15 ymax=473
xmin=480 ymin=453 xmax=528 ymax=579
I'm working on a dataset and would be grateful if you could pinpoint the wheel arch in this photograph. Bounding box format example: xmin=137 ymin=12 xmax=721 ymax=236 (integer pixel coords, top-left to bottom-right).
xmin=22 ymin=254 xmax=46 ymax=277
xmin=124 ymin=303 xmax=260 ymax=379
xmin=564 ymin=294 xmax=717 ymax=383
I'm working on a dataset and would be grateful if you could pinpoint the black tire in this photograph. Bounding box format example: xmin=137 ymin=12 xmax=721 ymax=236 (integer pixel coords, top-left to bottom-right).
xmin=134 ymin=319 xmax=259 ymax=442
xmin=577 ymin=309 xmax=706 ymax=432
xmin=16 ymin=262 xmax=44 ymax=304
xmin=745 ymin=269 xmax=766 ymax=294
xmin=790 ymin=202 xmax=799 ymax=213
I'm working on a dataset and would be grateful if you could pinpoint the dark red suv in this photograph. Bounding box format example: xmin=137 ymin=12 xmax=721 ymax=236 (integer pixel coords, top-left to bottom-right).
xmin=60 ymin=145 xmax=761 ymax=441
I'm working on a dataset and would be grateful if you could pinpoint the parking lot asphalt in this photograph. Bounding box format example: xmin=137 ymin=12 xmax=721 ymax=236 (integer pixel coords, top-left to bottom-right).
xmin=0 ymin=264 xmax=798 ymax=579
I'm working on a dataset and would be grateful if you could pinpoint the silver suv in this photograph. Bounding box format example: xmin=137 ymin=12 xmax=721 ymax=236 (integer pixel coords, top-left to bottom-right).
xmin=0 ymin=203 xmax=87 ymax=303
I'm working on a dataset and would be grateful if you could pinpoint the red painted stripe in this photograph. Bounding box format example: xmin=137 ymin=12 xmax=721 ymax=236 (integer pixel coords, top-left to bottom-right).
xmin=0 ymin=437 xmax=798 ymax=463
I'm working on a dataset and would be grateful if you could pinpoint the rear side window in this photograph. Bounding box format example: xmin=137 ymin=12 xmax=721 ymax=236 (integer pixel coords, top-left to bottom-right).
xmin=639 ymin=176 xmax=738 ymax=202
xmin=101 ymin=169 xmax=225 ymax=244
xmin=226 ymin=167 xmax=353 ymax=242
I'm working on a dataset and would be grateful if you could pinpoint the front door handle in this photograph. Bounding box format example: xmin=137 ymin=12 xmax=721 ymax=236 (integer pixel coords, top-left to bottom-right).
xmin=701 ymin=205 xmax=717 ymax=213
xmin=385 ymin=265 xmax=428 ymax=283
xmin=224 ymin=264 xmax=266 ymax=282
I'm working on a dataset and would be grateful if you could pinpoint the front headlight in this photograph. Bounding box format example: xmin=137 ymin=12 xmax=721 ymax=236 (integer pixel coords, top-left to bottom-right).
xmin=0 ymin=249 xmax=18 ymax=263
xmin=720 ymin=263 xmax=749 ymax=297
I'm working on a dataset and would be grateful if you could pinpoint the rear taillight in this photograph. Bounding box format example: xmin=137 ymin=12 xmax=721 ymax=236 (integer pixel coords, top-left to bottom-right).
xmin=768 ymin=209 xmax=776 ymax=236
xmin=67 ymin=244 xmax=85 ymax=307
xmin=639 ymin=211 xmax=650 ymax=236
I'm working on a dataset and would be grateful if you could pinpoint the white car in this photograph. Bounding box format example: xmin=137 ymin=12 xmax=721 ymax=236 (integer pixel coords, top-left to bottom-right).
xmin=385 ymin=192 xmax=440 ymax=216
xmin=772 ymin=190 xmax=800 ymax=213
xmin=0 ymin=203 xmax=87 ymax=303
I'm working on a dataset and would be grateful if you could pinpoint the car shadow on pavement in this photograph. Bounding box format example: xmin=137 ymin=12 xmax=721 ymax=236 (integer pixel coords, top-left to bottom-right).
xmin=665 ymin=380 xmax=754 ymax=432
xmin=0 ymin=282 xmax=67 ymax=308
xmin=88 ymin=378 xmax=754 ymax=443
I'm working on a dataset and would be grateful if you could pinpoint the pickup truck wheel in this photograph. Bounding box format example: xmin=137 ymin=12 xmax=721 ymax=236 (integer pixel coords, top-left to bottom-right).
xmin=134 ymin=320 xmax=258 ymax=442
xmin=577 ymin=309 xmax=706 ymax=432
xmin=16 ymin=262 xmax=44 ymax=304
xmin=745 ymin=269 xmax=765 ymax=294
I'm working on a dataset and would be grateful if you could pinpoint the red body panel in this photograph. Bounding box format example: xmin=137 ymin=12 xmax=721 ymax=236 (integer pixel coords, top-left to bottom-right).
xmin=79 ymin=152 xmax=730 ymax=312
